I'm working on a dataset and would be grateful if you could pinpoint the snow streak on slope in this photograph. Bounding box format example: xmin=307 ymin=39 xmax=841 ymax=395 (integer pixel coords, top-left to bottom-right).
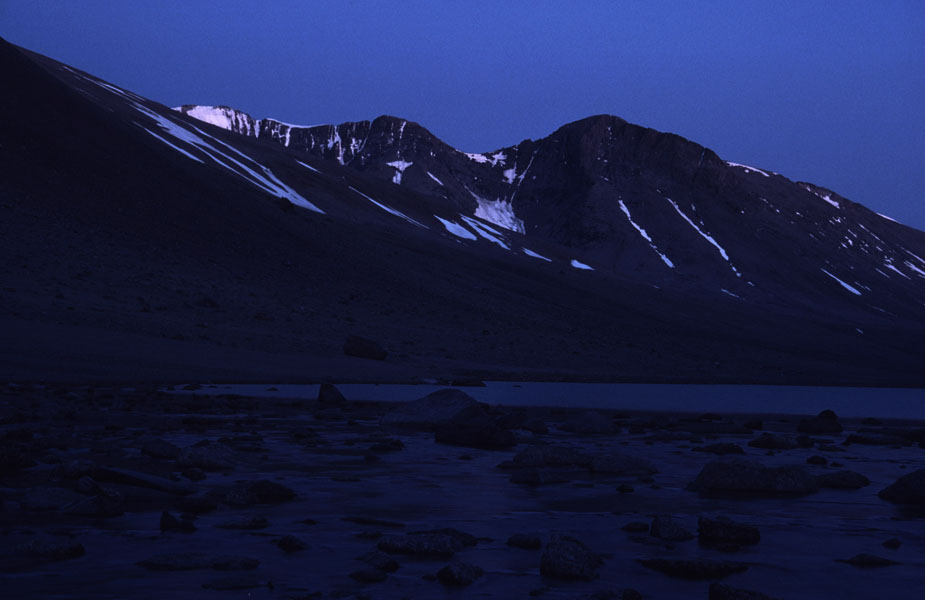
xmin=666 ymin=197 xmax=741 ymax=277
xmin=820 ymin=268 xmax=862 ymax=295
xmin=461 ymin=216 xmax=510 ymax=249
xmin=435 ymin=216 xmax=476 ymax=240
xmin=618 ymin=200 xmax=674 ymax=268
xmin=426 ymin=171 xmax=444 ymax=186
xmin=523 ymin=248 xmax=552 ymax=262
xmin=571 ymin=259 xmax=594 ymax=270
xmin=348 ymin=187 xmax=426 ymax=228
xmin=130 ymin=102 xmax=323 ymax=213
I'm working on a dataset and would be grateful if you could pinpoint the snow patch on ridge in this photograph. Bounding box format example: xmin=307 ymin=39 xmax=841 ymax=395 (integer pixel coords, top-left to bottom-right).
xmin=386 ymin=160 xmax=413 ymax=185
xmin=467 ymin=188 xmax=525 ymax=234
xmin=726 ymin=162 xmax=770 ymax=177
xmin=570 ymin=259 xmax=594 ymax=270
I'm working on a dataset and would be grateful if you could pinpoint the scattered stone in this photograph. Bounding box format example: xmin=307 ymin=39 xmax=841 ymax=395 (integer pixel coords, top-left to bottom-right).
xmin=137 ymin=553 xmax=259 ymax=571
xmin=510 ymin=467 xmax=574 ymax=485
xmin=622 ymin=521 xmax=650 ymax=533
xmin=378 ymin=528 xmax=475 ymax=556
xmin=835 ymin=554 xmax=901 ymax=568
xmin=202 ymin=576 xmax=268 ymax=590
xmin=182 ymin=467 xmax=206 ymax=482
xmin=434 ymin=404 xmax=516 ymax=450
xmin=357 ymin=551 xmax=399 ymax=573
xmin=844 ymin=433 xmax=909 ymax=446
xmin=560 ymin=411 xmax=615 ymax=435
xmin=177 ymin=442 xmax=236 ymax=471
xmin=817 ymin=443 xmax=846 ymax=452
xmin=275 ymin=534 xmax=307 ymax=553
xmin=638 ymin=558 xmax=748 ymax=579
xmin=247 ymin=479 xmax=296 ymax=503
xmin=589 ymin=453 xmax=657 ymax=475
xmin=437 ymin=561 xmax=484 ymax=586
xmin=368 ymin=438 xmax=404 ymax=453
xmin=817 ymin=470 xmax=870 ymax=489
xmin=539 ymin=534 xmax=602 ymax=581
xmin=649 ymin=515 xmax=694 ymax=541
xmin=798 ymin=410 xmax=843 ymax=435
xmin=343 ymin=516 xmax=405 ymax=528
xmin=747 ymin=434 xmax=798 ymax=450
xmin=694 ymin=443 xmax=745 ymax=455
xmin=508 ymin=534 xmax=542 ymax=550
xmin=176 ymin=495 xmax=217 ymax=513
xmin=140 ymin=439 xmax=181 ymax=460
xmin=20 ymin=486 xmax=82 ymax=511
xmin=90 ymin=466 xmax=194 ymax=495
xmin=689 ymin=460 xmax=819 ymax=496
xmin=381 ymin=389 xmax=479 ymax=430
xmin=709 ymin=582 xmax=781 ymax=600
xmin=698 ymin=517 xmax=760 ymax=549
xmin=23 ymin=538 xmax=85 ymax=561
xmin=343 ymin=335 xmax=387 ymax=361
xmin=878 ymin=469 xmax=925 ymax=504
xmin=617 ymin=483 xmax=634 ymax=494
xmin=883 ymin=538 xmax=902 ymax=549
xmin=160 ymin=510 xmax=196 ymax=533
xmin=806 ymin=455 xmax=827 ymax=465
xmin=743 ymin=419 xmax=764 ymax=430
xmin=317 ymin=383 xmax=346 ymax=405
xmin=216 ymin=517 xmax=269 ymax=530
xmin=509 ymin=444 xmax=591 ymax=468
xmin=350 ymin=567 xmax=388 ymax=583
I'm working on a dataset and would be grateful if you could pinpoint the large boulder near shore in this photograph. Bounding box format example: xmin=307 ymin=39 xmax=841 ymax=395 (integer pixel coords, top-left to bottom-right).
xmin=437 ymin=561 xmax=484 ymax=586
xmin=818 ymin=470 xmax=870 ymax=489
xmin=434 ymin=404 xmax=516 ymax=450
xmin=378 ymin=528 xmax=476 ymax=557
xmin=381 ymin=389 xmax=479 ymax=431
xmin=343 ymin=335 xmax=387 ymax=360
xmin=798 ymin=409 xmax=843 ymax=435
xmin=590 ymin=453 xmax=657 ymax=476
xmin=878 ymin=469 xmax=925 ymax=504
xmin=540 ymin=534 xmax=602 ymax=580
xmin=317 ymin=383 xmax=346 ymax=405
xmin=689 ymin=460 xmax=819 ymax=496
xmin=698 ymin=517 xmax=760 ymax=549
xmin=747 ymin=433 xmax=798 ymax=450
xmin=649 ymin=515 xmax=693 ymax=541
xmin=710 ymin=583 xmax=781 ymax=600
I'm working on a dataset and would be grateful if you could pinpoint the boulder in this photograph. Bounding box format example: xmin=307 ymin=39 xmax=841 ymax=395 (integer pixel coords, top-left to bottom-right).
xmin=137 ymin=553 xmax=259 ymax=571
xmin=509 ymin=444 xmax=591 ymax=468
xmin=694 ymin=443 xmax=745 ymax=455
xmin=589 ymin=453 xmax=657 ymax=475
xmin=539 ymin=534 xmax=602 ymax=581
xmin=275 ymin=535 xmax=307 ymax=553
xmin=509 ymin=467 xmax=574 ymax=485
xmin=176 ymin=442 xmax=237 ymax=471
xmin=350 ymin=567 xmax=388 ymax=583
xmin=23 ymin=538 xmax=85 ymax=561
xmin=689 ymin=460 xmax=819 ymax=496
xmin=747 ymin=434 xmax=798 ymax=450
xmin=20 ymin=486 xmax=83 ymax=511
xmin=698 ymin=517 xmax=760 ymax=548
xmin=835 ymin=553 xmax=901 ymax=567
xmin=343 ymin=335 xmax=387 ymax=360
xmin=649 ymin=515 xmax=693 ymax=541
xmin=817 ymin=470 xmax=870 ymax=489
xmin=317 ymin=383 xmax=346 ymax=405
xmin=160 ymin=510 xmax=196 ymax=533
xmin=90 ymin=466 xmax=195 ymax=495
xmin=378 ymin=528 xmax=476 ymax=556
xmin=638 ymin=558 xmax=748 ymax=580
xmin=381 ymin=389 xmax=479 ymax=431
xmin=437 ymin=561 xmax=484 ymax=586
xmin=139 ymin=439 xmax=181 ymax=460
xmin=357 ymin=551 xmax=399 ymax=573
xmin=560 ymin=411 xmax=615 ymax=435
xmin=507 ymin=534 xmax=542 ymax=550
xmin=878 ymin=469 xmax=925 ymax=504
xmin=797 ymin=410 xmax=843 ymax=435
xmin=434 ymin=405 xmax=516 ymax=450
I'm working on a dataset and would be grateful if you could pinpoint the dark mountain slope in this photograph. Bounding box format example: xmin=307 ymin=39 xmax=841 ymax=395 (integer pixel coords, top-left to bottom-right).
xmin=2 ymin=39 xmax=924 ymax=385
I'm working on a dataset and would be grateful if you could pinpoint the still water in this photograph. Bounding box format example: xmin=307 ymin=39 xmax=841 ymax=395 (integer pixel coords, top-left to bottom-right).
xmin=178 ymin=382 xmax=925 ymax=419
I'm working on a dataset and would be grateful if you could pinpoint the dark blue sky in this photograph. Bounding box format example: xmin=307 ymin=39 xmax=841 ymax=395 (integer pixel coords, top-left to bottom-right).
xmin=3 ymin=1 xmax=924 ymax=227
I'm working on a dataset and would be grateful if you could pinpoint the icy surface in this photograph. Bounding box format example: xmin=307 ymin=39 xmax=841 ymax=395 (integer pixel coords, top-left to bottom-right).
xmin=820 ymin=268 xmax=862 ymax=295
xmin=464 ymin=152 xmax=489 ymax=163
xmin=468 ymin=189 xmax=525 ymax=234
xmin=461 ymin=216 xmax=510 ymax=249
xmin=570 ymin=259 xmax=594 ymax=270
xmin=177 ymin=106 xmax=257 ymax=137
xmin=386 ymin=160 xmax=413 ymax=185
xmin=618 ymin=200 xmax=674 ymax=268
xmin=349 ymin=187 xmax=426 ymax=228
xmin=434 ymin=216 xmax=476 ymax=240
xmin=132 ymin=102 xmax=323 ymax=213
xmin=522 ymin=248 xmax=552 ymax=262
xmin=804 ymin=185 xmax=841 ymax=208
xmin=726 ymin=162 xmax=770 ymax=177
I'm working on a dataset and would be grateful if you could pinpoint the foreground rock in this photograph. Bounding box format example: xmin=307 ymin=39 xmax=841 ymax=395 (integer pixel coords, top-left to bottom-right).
xmin=434 ymin=404 xmax=516 ymax=450
xmin=835 ymin=553 xmax=901 ymax=567
xmin=137 ymin=553 xmax=259 ymax=571
xmin=694 ymin=443 xmax=745 ymax=455
xmin=317 ymin=383 xmax=346 ymax=405
xmin=698 ymin=517 xmax=760 ymax=549
xmin=689 ymin=460 xmax=819 ymax=496
xmin=638 ymin=558 xmax=748 ymax=579
xmin=589 ymin=453 xmax=657 ymax=476
xmin=798 ymin=409 xmax=843 ymax=435
xmin=23 ymin=539 xmax=85 ymax=562
xmin=649 ymin=515 xmax=693 ymax=541
xmin=377 ymin=528 xmax=476 ymax=556
xmin=747 ymin=433 xmax=798 ymax=450
xmin=878 ymin=469 xmax=925 ymax=504
xmin=710 ymin=583 xmax=782 ymax=600
xmin=539 ymin=535 xmax=602 ymax=580
xmin=381 ymin=389 xmax=479 ymax=431
xmin=437 ymin=561 xmax=484 ymax=586
xmin=817 ymin=470 xmax=870 ymax=489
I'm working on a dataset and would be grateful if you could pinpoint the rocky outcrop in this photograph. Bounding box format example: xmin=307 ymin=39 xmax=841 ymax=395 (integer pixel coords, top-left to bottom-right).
xmin=689 ymin=460 xmax=818 ymax=495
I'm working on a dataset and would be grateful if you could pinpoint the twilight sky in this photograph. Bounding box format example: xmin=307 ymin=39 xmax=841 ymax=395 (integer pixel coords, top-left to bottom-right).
xmin=3 ymin=1 xmax=924 ymax=227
